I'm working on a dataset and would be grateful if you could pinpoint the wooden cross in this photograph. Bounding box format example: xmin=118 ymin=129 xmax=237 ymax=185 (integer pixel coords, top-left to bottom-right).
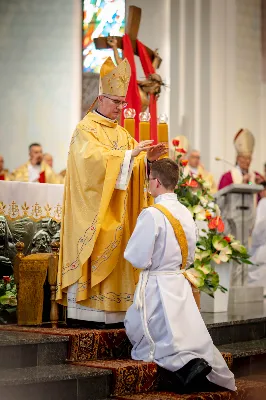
xmin=94 ymin=5 xmax=162 ymax=67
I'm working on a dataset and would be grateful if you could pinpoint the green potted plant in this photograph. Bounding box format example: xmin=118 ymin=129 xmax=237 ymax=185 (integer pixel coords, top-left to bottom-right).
xmin=0 ymin=275 xmax=17 ymax=324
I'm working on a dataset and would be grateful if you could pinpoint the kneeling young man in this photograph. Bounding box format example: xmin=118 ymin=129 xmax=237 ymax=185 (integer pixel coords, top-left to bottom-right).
xmin=124 ymin=158 xmax=235 ymax=393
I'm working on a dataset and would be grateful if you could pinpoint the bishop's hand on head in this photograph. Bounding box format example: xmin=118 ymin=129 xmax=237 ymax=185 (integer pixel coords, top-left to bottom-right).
xmin=131 ymin=140 xmax=154 ymax=158
xmin=146 ymin=143 xmax=168 ymax=162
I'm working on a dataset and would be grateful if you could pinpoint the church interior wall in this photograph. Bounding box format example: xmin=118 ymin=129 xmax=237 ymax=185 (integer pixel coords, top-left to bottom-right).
xmin=0 ymin=0 xmax=82 ymax=173
xmin=168 ymin=0 xmax=266 ymax=182
xmin=235 ymin=0 xmax=266 ymax=175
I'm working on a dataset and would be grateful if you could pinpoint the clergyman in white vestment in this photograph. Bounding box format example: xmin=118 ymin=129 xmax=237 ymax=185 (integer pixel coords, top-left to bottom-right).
xmin=248 ymin=182 xmax=266 ymax=295
xmin=124 ymin=158 xmax=236 ymax=393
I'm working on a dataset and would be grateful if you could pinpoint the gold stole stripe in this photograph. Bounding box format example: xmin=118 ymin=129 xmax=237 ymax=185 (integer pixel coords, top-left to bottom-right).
xmin=151 ymin=204 xmax=200 ymax=309
xmin=152 ymin=204 xmax=188 ymax=269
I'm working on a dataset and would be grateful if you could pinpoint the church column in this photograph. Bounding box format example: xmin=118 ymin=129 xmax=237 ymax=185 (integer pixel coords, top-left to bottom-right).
xmin=194 ymin=0 xmax=202 ymax=150
xmin=209 ymin=0 xmax=237 ymax=181
xmin=169 ymin=0 xmax=180 ymax=139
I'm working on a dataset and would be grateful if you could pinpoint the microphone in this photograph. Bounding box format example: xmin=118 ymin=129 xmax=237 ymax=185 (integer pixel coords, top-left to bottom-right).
xmin=215 ymin=157 xmax=235 ymax=167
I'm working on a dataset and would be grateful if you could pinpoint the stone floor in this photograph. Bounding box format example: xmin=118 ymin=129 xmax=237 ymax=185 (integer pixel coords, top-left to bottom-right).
xmin=201 ymin=299 xmax=266 ymax=325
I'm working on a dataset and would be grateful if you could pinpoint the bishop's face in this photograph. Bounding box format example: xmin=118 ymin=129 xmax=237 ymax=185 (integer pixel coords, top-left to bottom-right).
xmin=98 ymin=95 xmax=127 ymax=120
xmin=237 ymin=155 xmax=251 ymax=173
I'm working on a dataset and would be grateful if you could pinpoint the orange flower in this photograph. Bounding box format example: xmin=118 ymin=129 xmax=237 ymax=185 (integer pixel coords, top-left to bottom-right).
xmin=208 ymin=217 xmax=225 ymax=233
xmin=186 ymin=179 xmax=198 ymax=188
xmin=176 ymin=148 xmax=187 ymax=154
xmin=224 ymin=236 xmax=231 ymax=243
xmin=205 ymin=211 xmax=212 ymax=220
xmin=172 ymin=139 xmax=180 ymax=147
xmin=181 ymin=159 xmax=188 ymax=167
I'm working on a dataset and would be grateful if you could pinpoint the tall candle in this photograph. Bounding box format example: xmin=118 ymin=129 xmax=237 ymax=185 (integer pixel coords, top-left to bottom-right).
xmin=124 ymin=108 xmax=136 ymax=138
xmin=139 ymin=112 xmax=151 ymax=141
xmin=139 ymin=121 xmax=150 ymax=141
xmin=158 ymin=123 xmax=168 ymax=143
xmin=124 ymin=118 xmax=135 ymax=138
xmin=157 ymin=114 xmax=169 ymax=157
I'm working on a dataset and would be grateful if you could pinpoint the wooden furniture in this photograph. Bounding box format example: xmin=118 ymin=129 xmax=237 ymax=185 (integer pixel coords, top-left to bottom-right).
xmin=14 ymin=241 xmax=60 ymax=328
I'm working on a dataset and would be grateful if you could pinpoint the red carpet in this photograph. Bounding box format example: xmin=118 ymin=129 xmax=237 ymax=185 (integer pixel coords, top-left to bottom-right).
xmin=0 ymin=325 xmax=131 ymax=360
xmin=113 ymin=379 xmax=266 ymax=399
xmin=1 ymin=325 xmax=261 ymax=398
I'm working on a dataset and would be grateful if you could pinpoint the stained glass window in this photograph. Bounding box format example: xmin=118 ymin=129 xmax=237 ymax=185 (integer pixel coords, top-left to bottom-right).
xmin=83 ymin=0 xmax=126 ymax=73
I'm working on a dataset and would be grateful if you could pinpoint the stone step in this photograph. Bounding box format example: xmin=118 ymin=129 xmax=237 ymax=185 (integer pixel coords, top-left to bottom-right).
xmin=1 ymin=319 xmax=266 ymax=361
xmin=207 ymin=316 xmax=266 ymax=345
xmin=0 ymin=364 xmax=111 ymax=400
xmin=0 ymin=330 xmax=69 ymax=370
xmin=218 ymin=338 xmax=266 ymax=378
xmin=72 ymin=353 xmax=232 ymax=397
xmin=111 ymin=377 xmax=266 ymax=399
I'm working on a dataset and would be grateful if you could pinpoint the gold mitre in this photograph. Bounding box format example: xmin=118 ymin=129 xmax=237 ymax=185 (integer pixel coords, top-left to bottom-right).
xmin=234 ymin=128 xmax=255 ymax=156
xmin=99 ymin=57 xmax=131 ymax=97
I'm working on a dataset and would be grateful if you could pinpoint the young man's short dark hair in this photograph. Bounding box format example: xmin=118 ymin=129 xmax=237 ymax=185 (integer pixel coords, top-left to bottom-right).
xmin=151 ymin=158 xmax=179 ymax=190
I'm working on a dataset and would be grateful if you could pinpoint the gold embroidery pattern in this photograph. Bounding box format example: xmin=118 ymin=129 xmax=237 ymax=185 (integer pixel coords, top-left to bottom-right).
xmin=90 ymin=192 xmax=128 ymax=274
xmin=88 ymin=292 xmax=133 ymax=304
xmin=61 ymin=214 xmax=98 ymax=276
xmin=91 ymin=225 xmax=123 ymax=272
xmin=0 ymin=200 xmax=63 ymax=223
xmin=74 ymin=193 xmax=128 ymax=297
xmin=69 ymin=128 xmax=80 ymax=148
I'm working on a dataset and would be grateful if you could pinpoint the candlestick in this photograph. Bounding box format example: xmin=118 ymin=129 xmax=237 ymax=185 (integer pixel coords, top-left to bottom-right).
xmin=158 ymin=114 xmax=169 ymax=157
xmin=123 ymin=108 xmax=136 ymax=138
xmin=139 ymin=112 xmax=151 ymax=141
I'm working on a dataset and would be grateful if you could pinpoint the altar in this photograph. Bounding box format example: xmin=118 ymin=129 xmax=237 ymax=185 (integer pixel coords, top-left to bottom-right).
xmin=0 ymin=181 xmax=64 ymax=276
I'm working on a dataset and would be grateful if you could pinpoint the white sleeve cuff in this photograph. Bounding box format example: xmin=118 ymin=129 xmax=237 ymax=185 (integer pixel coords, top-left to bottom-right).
xmin=115 ymin=150 xmax=134 ymax=190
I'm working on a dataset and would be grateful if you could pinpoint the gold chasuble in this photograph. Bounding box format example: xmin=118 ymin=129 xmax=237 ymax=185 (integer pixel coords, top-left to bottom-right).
xmin=56 ymin=112 xmax=152 ymax=312
xmin=11 ymin=161 xmax=60 ymax=183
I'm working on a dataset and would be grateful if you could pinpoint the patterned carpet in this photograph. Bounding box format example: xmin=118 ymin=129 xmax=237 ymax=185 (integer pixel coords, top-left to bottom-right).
xmin=72 ymin=359 xmax=158 ymax=396
xmin=72 ymin=354 xmax=232 ymax=396
xmin=0 ymin=325 xmax=131 ymax=360
xmin=1 ymin=325 xmax=263 ymax=398
xmin=113 ymin=379 xmax=266 ymax=399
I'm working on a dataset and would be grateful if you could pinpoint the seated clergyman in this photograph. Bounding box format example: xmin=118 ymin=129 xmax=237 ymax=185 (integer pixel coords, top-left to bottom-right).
xmin=11 ymin=143 xmax=60 ymax=183
xmin=124 ymin=158 xmax=236 ymax=393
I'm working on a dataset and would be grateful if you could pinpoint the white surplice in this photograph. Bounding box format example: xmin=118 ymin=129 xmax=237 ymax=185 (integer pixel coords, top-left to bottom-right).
xmin=124 ymin=193 xmax=236 ymax=391
xmin=248 ymin=197 xmax=266 ymax=295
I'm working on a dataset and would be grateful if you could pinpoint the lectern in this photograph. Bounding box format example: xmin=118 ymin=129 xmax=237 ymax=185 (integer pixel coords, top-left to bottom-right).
xmin=214 ymin=183 xmax=264 ymax=303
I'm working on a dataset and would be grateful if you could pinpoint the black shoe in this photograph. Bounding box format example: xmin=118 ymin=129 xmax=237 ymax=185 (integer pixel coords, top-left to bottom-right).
xmin=175 ymin=358 xmax=212 ymax=389
xmin=66 ymin=319 xmax=124 ymax=330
